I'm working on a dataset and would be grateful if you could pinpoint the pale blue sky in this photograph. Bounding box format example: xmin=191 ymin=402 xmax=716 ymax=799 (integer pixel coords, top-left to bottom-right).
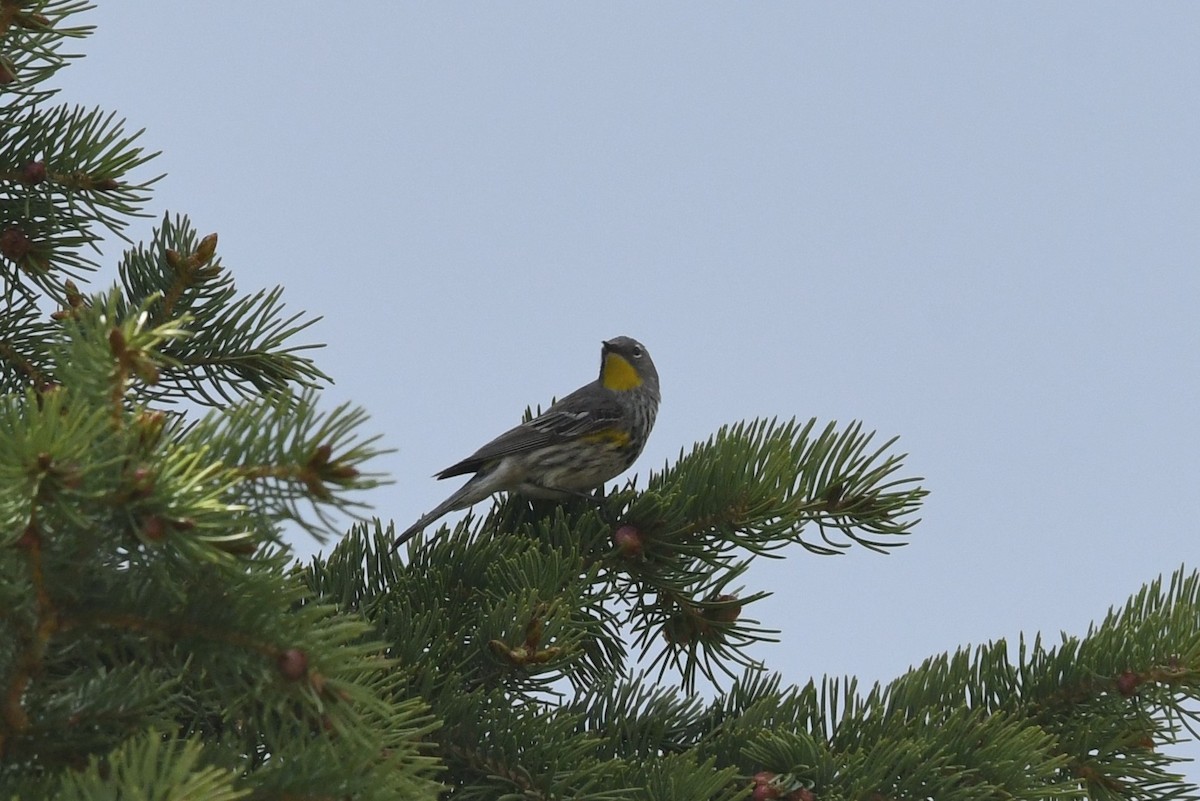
xmin=58 ymin=2 xmax=1198 ymax=777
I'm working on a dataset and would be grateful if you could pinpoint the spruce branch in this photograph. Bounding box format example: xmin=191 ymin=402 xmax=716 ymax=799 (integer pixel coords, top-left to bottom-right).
xmin=53 ymin=730 xmax=248 ymax=801
xmin=0 ymin=308 xmax=392 ymax=768
xmin=2 ymin=104 xmax=160 ymax=299
xmin=566 ymin=674 xmax=708 ymax=758
xmin=432 ymin=691 xmax=624 ymax=801
xmin=0 ymin=1 xmax=92 ymax=111
xmin=0 ymin=381 xmax=115 ymax=540
xmin=579 ymin=418 xmax=925 ymax=692
xmin=0 ymin=294 xmax=53 ymax=392
xmin=320 ymin=524 xmax=1200 ymax=798
xmin=3 ymin=5 xmax=157 ymax=303
xmin=629 ymin=558 xmax=775 ymax=692
xmin=117 ymin=214 xmax=328 ymax=406
xmin=188 ymin=388 xmax=390 ymax=539
xmin=692 ymin=567 xmax=1200 ymax=800
xmin=633 ymin=418 xmax=925 ymax=557
xmin=0 ymin=6 xmax=440 ymax=796
xmin=5 ymin=104 xmax=159 ymax=217
xmin=370 ymin=516 xmax=619 ymax=694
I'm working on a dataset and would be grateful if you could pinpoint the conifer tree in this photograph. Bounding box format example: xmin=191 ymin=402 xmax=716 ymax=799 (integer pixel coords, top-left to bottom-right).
xmin=1 ymin=5 xmax=437 ymax=799
xmin=3 ymin=6 xmax=1198 ymax=800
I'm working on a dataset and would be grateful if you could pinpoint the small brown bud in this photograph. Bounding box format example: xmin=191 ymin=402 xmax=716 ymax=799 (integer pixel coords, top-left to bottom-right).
xmin=0 ymin=227 xmax=32 ymax=260
xmin=277 ymin=648 xmax=309 ymax=681
xmin=525 ymin=615 xmax=544 ymax=648
xmin=824 ymin=481 xmax=845 ymax=511
xmin=1116 ymin=671 xmax=1141 ymax=697
xmin=310 ymin=443 xmax=333 ymax=466
xmin=752 ymin=773 xmax=781 ymax=801
xmin=706 ymin=594 xmax=742 ymax=624
xmin=663 ymin=614 xmax=708 ymax=645
xmin=22 ymin=161 xmax=46 ymax=185
xmin=108 ymin=327 xmax=126 ymax=355
xmin=613 ymin=524 xmax=644 ymax=557
xmin=194 ymin=233 xmax=218 ymax=265
xmin=64 ymin=279 xmax=85 ymax=307
xmin=141 ymin=515 xmax=166 ymax=541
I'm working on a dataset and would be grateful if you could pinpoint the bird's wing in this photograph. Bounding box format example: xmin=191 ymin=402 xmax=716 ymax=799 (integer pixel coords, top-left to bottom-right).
xmin=435 ymin=388 xmax=622 ymax=479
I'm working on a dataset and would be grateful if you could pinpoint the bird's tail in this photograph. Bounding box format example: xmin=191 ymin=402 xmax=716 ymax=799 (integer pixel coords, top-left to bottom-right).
xmin=391 ymin=475 xmax=490 ymax=552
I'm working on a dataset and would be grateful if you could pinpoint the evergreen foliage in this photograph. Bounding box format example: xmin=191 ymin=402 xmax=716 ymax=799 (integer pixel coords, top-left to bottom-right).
xmin=1 ymin=4 xmax=437 ymax=798
xmin=2 ymin=5 xmax=1197 ymax=800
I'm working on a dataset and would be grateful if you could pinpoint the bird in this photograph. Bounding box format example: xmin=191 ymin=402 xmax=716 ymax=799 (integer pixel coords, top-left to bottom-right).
xmin=392 ymin=336 xmax=660 ymax=550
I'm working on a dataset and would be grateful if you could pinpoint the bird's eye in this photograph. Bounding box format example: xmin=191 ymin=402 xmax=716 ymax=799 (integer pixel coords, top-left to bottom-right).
xmin=631 ymin=345 xmax=644 ymax=358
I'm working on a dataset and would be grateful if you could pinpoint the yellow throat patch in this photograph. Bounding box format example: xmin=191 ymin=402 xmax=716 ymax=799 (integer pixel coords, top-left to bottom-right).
xmin=601 ymin=352 xmax=642 ymax=391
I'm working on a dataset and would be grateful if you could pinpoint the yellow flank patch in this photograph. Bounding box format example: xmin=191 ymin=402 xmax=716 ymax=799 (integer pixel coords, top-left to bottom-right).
xmin=601 ymin=352 xmax=642 ymax=391
xmin=582 ymin=429 xmax=632 ymax=446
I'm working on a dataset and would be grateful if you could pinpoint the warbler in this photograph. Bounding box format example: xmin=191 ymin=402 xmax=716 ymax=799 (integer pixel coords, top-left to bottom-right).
xmin=393 ymin=336 xmax=660 ymax=549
